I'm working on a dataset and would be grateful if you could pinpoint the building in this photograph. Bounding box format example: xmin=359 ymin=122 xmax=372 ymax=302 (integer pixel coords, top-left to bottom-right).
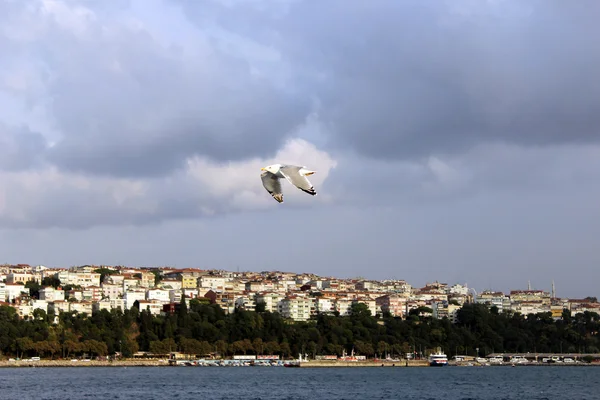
xmin=376 ymin=294 xmax=407 ymax=317
xmin=255 ymin=292 xmax=284 ymax=313
xmin=6 ymin=272 xmax=36 ymax=284
xmin=39 ymin=287 xmax=65 ymax=302
xmin=279 ymin=296 xmax=312 ymax=321
xmin=476 ymin=291 xmax=508 ymax=313
xmin=432 ymin=301 xmax=461 ymax=323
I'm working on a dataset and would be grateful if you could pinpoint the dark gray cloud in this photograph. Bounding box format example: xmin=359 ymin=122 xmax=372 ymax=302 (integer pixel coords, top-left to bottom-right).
xmin=179 ymin=0 xmax=600 ymax=161
xmin=0 ymin=124 xmax=48 ymax=171
xmin=4 ymin=1 xmax=311 ymax=178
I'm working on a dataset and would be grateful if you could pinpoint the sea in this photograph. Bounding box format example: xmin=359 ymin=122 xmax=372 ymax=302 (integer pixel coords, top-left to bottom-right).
xmin=0 ymin=366 xmax=598 ymax=399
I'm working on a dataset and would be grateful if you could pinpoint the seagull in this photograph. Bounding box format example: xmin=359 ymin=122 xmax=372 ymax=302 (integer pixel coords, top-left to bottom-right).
xmin=260 ymin=164 xmax=317 ymax=203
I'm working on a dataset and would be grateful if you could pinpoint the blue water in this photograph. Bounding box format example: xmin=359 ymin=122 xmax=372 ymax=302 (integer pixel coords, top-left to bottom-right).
xmin=0 ymin=366 xmax=598 ymax=399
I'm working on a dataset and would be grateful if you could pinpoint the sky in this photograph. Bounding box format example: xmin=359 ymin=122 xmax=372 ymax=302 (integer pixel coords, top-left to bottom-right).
xmin=1 ymin=0 xmax=599 ymax=298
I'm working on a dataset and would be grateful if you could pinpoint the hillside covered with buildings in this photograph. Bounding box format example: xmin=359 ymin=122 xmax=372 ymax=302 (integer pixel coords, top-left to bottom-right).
xmin=2 ymin=263 xmax=598 ymax=321
xmin=1 ymin=263 xmax=599 ymax=360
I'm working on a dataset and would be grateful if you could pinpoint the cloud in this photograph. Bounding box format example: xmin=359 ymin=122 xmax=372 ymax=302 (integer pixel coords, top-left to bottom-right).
xmin=178 ymin=0 xmax=600 ymax=161
xmin=0 ymin=133 xmax=337 ymax=229
xmin=0 ymin=0 xmax=598 ymax=237
xmin=1 ymin=0 xmax=313 ymax=179
xmin=0 ymin=124 xmax=48 ymax=171
xmin=326 ymin=142 xmax=600 ymax=210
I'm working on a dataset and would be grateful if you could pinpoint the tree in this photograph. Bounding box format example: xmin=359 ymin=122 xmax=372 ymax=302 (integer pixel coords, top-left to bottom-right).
xmin=279 ymin=342 xmax=291 ymax=358
xmin=252 ymin=338 xmax=264 ymax=355
xmin=255 ymin=301 xmax=267 ymax=313
xmin=377 ymin=341 xmax=389 ymax=358
xmin=42 ymin=276 xmax=61 ymax=289
xmin=15 ymin=337 xmax=34 ymax=358
xmin=264 ymin=341 xmax=280 ymax=355
xmin=150 ymin=270 xmax=162 ymax=286
xmin=94 ymin=268 xmax=117 ymax=284
xmin=350 ymin=303 xmax=371 ymax=318
xmin=25 ymin=280 xmax=41 ymax=299
xmin=214 ymin=340 xmax=228 ymax=357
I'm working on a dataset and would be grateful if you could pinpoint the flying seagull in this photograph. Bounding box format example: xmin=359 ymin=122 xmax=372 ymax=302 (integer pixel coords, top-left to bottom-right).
xmin=260 ymin=164 xmax=317 ymax=203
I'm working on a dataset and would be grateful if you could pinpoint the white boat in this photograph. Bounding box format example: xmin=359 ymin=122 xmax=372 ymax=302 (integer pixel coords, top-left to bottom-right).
xmin=429 ymin=351 xmax=448 ymax=367
xmin=509 ymin=355 xmax=529 ymax=364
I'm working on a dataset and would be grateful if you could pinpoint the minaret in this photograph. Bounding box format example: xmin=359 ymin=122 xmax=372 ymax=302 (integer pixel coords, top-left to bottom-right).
xmin=528 ymin=280 xmax=531 ymax=291
xmin=552 ymin=280 xmax=556 ymax=299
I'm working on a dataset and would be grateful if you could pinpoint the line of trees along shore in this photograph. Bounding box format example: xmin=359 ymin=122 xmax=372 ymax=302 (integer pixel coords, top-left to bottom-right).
xmin=1 ymin=299 xmax=599 ymax=360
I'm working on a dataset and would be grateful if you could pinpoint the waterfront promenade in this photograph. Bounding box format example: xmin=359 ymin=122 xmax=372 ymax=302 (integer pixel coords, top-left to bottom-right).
xmin=0 ymin=359 xmax=428 ymax=368
xmin=0 ymin=359 xmax=168 ymax=368
xmin=2 ymin=358 xmax=598 ymax=368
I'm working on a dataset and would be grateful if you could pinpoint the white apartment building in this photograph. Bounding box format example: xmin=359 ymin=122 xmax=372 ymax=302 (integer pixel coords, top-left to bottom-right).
xmin=123 ymin=288 xmax=147 ymax=309
xmin=315 ymin=298 xmax=336 ymax=314
xmin=32 ymin=265 xmax=48 ymax=273
xmin=49 ymin=300 xmax=70 ymax=315
xmin=279 ymin=296 xmax=312 ymax=321
xmin=39 ymin=287 xmax=65 ymax=302
xmin=101 ymin=283 xmax=123 ymax=300
xmin=70 ymin=301 xmax=94 ymax=315
xmin=106 ymin=275 xmax=125 ymax=285
xmin=447 ymin=284 xmax=470 ymax=296
xmin=147 ymin=288 xmax=170 ymax=302
xmin=93 ymin=298 xmax=125 ymax=312
xmin=160 ymin=279 xmax=182 ymax=290
xmin=31 ymin=299 xmax=48 ymax=313
xmin=235 ymin=295 xmax=256 ymax=312
xmin=137 ymin=300 xmax=164 ymax=315
xmin=414 ymin=292 xmax=448 ymax=302
xmin=198 ymin=276 xmax=227 ymax=290
xmin=255 ymin=292 xmax=284 ymax=313
xmin=55 ymin=271 xmax=101 ymax=287
xmin=74 ymin=272 xmax=101 ymax=287
xmin=275 ymin=279 xmax=297 ymax=292
xmin=335 ymin=298 xmax=352 ymax=316
xmin=123 ymin=277 xmax=141 ymax=291
xmin=169 ymin=289 xmax=183 ymax=304
xmin=514 ymin=301 xmax=549 ymax=316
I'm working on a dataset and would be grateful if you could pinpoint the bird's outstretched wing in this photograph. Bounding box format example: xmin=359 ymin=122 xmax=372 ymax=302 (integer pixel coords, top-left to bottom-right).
xmin=279 ymin=165 xmax=317 ymax=196
xmin=261 ymin=171 xmax=284 ymax=203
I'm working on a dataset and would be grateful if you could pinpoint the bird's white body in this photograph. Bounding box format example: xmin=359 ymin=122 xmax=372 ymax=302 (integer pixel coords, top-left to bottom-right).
xmin=260 ymin=163 xmax=317 ymax=203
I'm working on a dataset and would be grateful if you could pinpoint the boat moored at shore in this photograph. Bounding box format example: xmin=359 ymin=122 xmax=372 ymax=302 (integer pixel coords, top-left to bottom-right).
xmin=429 ymin=351 xmax=448 ymax=367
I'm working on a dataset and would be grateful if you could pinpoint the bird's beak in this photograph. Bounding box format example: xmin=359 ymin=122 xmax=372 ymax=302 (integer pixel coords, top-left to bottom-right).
xmin=260 ymin=167 xmax=266 ymax=171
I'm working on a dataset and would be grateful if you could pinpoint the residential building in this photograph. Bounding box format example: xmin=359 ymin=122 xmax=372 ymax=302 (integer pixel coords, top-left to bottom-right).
xmin=39 ymin=287 xmax=65 ymax=302
xmin=279 ymin=296 xmax=312 ymax=321
xmin=255 ymin=292 xmax=283 ymax=313
xmin=376 ymin=294 xmax=406 ymax=318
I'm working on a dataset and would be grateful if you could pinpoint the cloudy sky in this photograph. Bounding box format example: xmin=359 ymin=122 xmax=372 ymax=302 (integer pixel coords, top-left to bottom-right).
xmin=1 ymin=0 xmax=599 ymax=298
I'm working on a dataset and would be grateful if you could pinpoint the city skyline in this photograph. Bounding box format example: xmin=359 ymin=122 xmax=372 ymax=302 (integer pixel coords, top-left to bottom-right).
xmin=1 ymin=261 xmax=592 ymax=300
xmin=1 ymin=1 xmax=600 ymax=298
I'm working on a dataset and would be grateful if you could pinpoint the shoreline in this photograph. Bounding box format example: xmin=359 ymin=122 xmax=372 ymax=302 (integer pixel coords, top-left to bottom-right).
xmin=1 ymin=359 xmax=599 ymax=368
xmin=0 ymin=359 xmax=168 ymax=368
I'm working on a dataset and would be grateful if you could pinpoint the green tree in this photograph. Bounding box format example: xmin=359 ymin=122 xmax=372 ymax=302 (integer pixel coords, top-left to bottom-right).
xmin=42 ymin=276 xmax=61 ymax=289
xmin=255 ymin=301 xmax=267 ymax=313
xmin=25 ymin=280 xmax=41 ymax=299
